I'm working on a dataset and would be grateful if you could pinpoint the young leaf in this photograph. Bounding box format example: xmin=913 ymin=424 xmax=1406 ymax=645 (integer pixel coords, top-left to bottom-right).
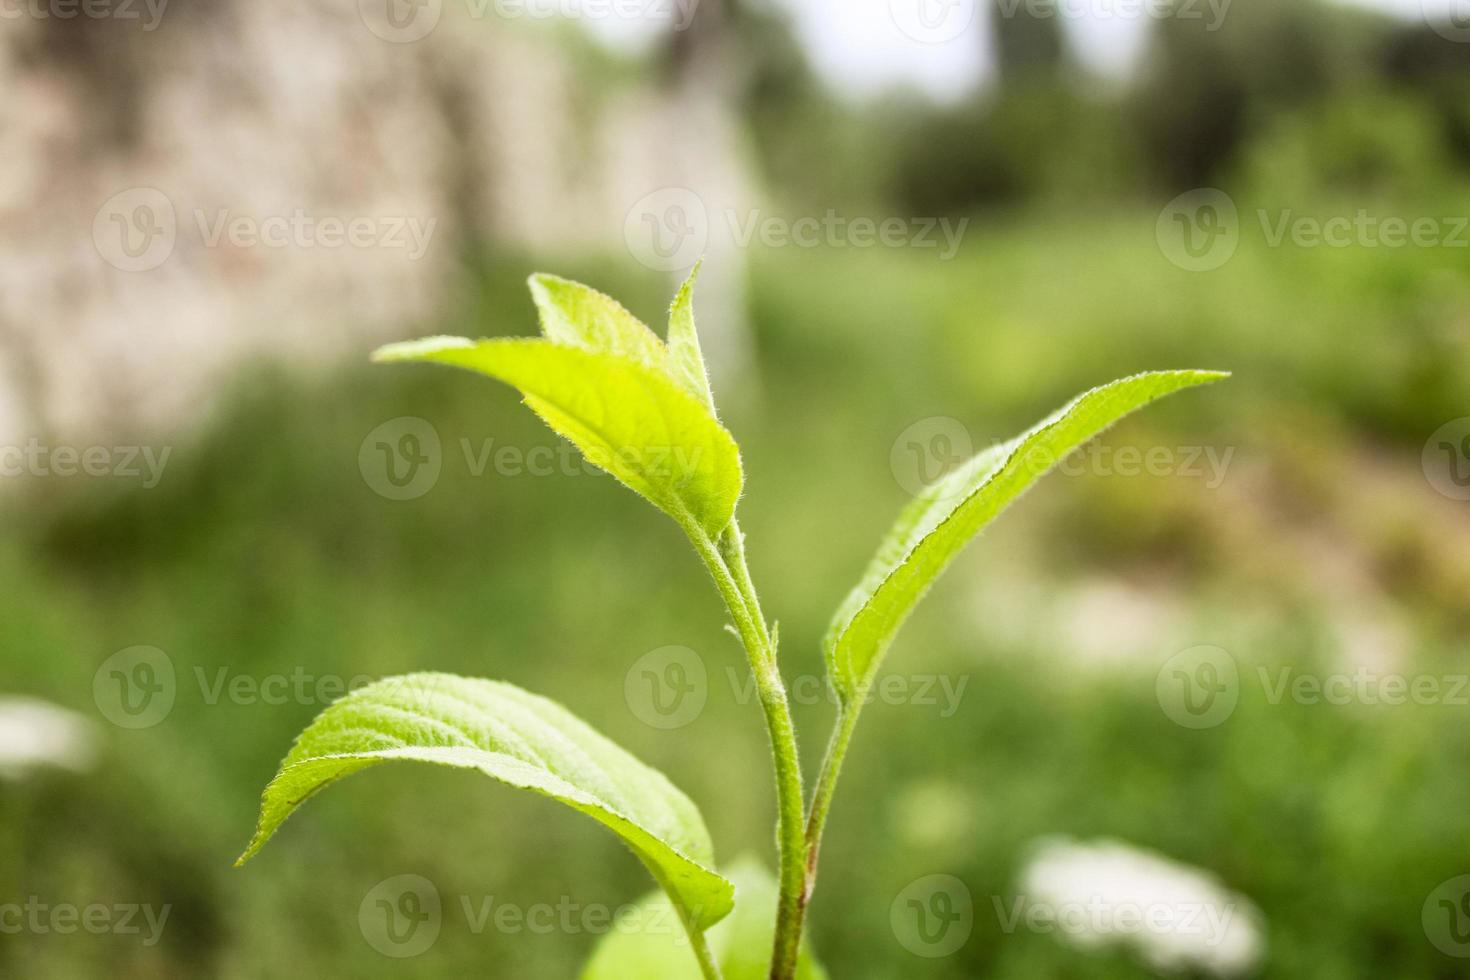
xmin=581 ymin=857 xmax=828 ymax=980
xmin=237 ymin=673 xmax=735 ymax=931
xmin=825 ymin=370 xmax=1229 ymax=700
xmin=666 ymin=261 xmax=717 ymax=413
xmin=528 ymin=273 xmax=669 ymax=373
xmin=374 ymin=337 xmax=743 ymax=537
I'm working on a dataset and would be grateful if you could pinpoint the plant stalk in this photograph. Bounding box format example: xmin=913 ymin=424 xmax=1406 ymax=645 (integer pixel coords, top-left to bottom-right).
xmin=802 ymin=697 xmax=863 ymax=902
xmin=683 ymin=921 xmax=724 ymax=980
xmin=686 ymin=517 xmax=807 ymax=980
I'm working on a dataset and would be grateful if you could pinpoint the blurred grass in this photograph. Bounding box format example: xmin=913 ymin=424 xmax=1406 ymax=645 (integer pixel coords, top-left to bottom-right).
xmin=3 ymin=211 xmax=1469 ymax=978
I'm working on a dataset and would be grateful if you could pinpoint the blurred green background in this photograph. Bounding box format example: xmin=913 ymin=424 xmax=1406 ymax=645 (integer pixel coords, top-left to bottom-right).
xmin=4 ymin=0 xmax=1470 ymax=977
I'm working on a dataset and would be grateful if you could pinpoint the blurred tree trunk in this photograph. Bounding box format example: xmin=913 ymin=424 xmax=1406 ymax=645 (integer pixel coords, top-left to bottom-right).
xmin=990 ymin=0 xmax=1067 ymax=84
xmin=663 ymin=0 xmax=760 ymax=396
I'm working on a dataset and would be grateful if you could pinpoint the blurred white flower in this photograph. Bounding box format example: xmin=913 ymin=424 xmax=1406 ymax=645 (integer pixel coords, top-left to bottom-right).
xmin=1016 ymin=836 xmax=1263 ymax=976
xmin=0 ymin=697 xmax=99 ymax=780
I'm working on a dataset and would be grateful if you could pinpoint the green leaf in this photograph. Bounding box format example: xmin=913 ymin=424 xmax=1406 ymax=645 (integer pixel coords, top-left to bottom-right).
xmin=374 ymin=337 xmax=743 ymax=537
xmin=237 ymin=673 xmax=735 ymax=932
xmin=825 ymin=370 xmax=1229 ymax=700
xmin=666 ymin=260 xmax=717 ymax=413
xmin=528 ymin=273 xmax=668 ymax=373
xmin=581 ymin=857 xmax=828 ymax=980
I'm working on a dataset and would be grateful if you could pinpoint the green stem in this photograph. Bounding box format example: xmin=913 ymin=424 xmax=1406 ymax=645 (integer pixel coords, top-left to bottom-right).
xmin=684 ymin=922 xmax=724 ymax=980
xmin=802 ymin=698 xmax=863 ymax=902
xmin=665 ymin=861 xmax=724 ymax=979
xmin=685 ymin=517 xmax=807 ymax=980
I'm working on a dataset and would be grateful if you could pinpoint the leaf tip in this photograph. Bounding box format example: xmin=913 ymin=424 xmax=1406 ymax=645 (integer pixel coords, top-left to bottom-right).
xmin=233 ymin=839 xmax=260 ymax=868
xmin=670 ymin=258 xmax=704 ymax=308
xmin=372 ymin=335 xmax=475 ymax=364
xmin=526 ymin=271 xmax=560 ymax=296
